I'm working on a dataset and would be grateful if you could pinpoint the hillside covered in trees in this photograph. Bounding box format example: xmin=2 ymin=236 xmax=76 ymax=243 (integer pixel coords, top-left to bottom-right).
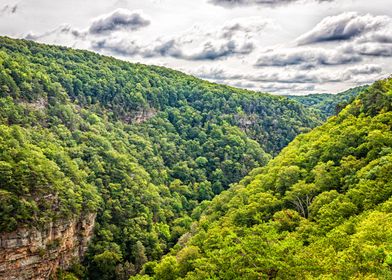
xmin=0 ymin=37 xmax=330 ymax=279
xmin=139 ymin=78 xmax=392 ymax=279
xmin=287 ymin=86 xmax=367 ymax=121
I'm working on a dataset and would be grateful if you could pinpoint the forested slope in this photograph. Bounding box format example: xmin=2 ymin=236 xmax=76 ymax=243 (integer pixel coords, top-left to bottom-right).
xmin=0 ymin=37 xmax=322 ymax=279
xmin=287 ymin=86 xmax=367 ymax=120
xmin=141 ymin=78 xmax=392 ymax=279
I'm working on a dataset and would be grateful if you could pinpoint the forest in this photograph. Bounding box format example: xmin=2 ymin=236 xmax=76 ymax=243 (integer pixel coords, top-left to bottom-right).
xmin=136 ymin=79 xmax=392 ymax=279
xmin=0 ymin=36 xmax=389 ymax=280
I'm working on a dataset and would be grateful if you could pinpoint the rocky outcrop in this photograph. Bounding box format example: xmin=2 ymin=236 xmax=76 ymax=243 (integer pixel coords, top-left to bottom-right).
xmin=133 ymin=108 xmax=157 ymax=124
xmin=121 ymin=108 xmax=157 ymax=124
xmin=0 ymin=213 xmax=96 ymax=280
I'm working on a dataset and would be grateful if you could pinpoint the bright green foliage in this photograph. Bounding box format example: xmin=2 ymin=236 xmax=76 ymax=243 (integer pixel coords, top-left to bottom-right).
xmin=0 ymin=37 xmax=321 ymax=278
xmin=141 ymin=78 xmax=392 ymax=279
xmin=0 ymin=125 xmax=99 ymax=231
xmin=90 ymin=251 xmax=122 ymax=280
xmin=288 ymin=85 xmax=367 ymax=120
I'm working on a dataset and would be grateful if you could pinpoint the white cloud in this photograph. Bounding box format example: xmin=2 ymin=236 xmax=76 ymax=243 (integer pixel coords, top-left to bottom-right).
xmin=255 ymin=47 xmax=362 ymax=68
xmin=25 ymin=24 xmax=86 ymax=40
xmin=92 ymin=17 xmax=273 ymax=60
xmin=89 ymin=9 xmax=150 ymax=34
xmin=0 ymin=3 xmax=18 ymax=15
xmin=192 ymin=63 xmax=384 ymax=92
xmin=297 ymin=12 xmax=390 ymax=45
xmin=3 ymin=0 xmax=392 ymax=94
xmin=209 ymin=0 xmax=333 ymax=8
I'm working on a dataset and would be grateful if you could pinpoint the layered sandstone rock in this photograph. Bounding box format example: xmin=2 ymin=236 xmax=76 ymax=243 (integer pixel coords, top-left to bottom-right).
xmin=0 ymin=213 xmax=96 ymax=280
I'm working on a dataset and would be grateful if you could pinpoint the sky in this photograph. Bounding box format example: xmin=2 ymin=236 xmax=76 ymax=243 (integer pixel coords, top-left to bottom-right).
xmin=0 ymin=0 xmax=391 ymax=95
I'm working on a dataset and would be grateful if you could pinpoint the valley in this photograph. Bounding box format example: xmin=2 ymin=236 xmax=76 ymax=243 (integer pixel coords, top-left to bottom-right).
xmin=0 ymin=37 xmax=391 ymax=280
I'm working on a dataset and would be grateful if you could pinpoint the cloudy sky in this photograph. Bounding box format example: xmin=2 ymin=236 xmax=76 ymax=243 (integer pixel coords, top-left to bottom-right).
xmin=1 ymin=0 xmax=391 ymax=94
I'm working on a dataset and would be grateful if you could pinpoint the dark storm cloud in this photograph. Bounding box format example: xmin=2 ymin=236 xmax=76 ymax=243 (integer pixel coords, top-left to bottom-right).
xmin=297 ymin=12 xmax=389 ymax=45
xmin=89 ymin=9 xmax=150 ymax=34
xmin=255 ymin=48 xmax=362 ymax=68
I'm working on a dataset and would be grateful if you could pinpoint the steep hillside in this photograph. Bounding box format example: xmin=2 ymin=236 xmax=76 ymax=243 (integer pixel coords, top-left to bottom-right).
xmin=141 ymin=78 xmax=392 ymax=279
xmin=0 ymin=37 xmax=321 ymax=279
xmin=287 ymin=86 xmax=367 ymax=120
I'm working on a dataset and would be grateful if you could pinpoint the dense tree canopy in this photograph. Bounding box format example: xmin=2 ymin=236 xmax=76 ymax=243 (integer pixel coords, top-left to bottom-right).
xmin=287 ymin=86 xmax=367 ymax=120
xmin=138 ymin=78 xmax=392 ymax=279
xmin=0 ymin=37 xmax=325 ymax=279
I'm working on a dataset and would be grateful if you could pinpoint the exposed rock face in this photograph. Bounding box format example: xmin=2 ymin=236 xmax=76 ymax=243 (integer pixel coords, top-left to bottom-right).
xmin=133 ymin=108 xmax=157 ymax=124
xmin=121 ymin=108 xmax=157 ymax=124
xmin=0 ymin=213 xmax=96 ymax=280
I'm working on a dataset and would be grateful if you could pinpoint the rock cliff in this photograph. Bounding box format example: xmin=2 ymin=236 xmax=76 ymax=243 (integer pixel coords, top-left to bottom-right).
xmin=0 ymin=213 xmax=96 ymax=280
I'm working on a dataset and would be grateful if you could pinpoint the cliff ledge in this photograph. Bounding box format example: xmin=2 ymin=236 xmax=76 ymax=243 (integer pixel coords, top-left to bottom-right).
xmin=0 ymin=213 xmax=96 ymax=280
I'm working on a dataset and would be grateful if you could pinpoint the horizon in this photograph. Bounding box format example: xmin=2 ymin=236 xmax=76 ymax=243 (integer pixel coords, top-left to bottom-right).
xmin=1 ymin=0 xmax=391 ymax=94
